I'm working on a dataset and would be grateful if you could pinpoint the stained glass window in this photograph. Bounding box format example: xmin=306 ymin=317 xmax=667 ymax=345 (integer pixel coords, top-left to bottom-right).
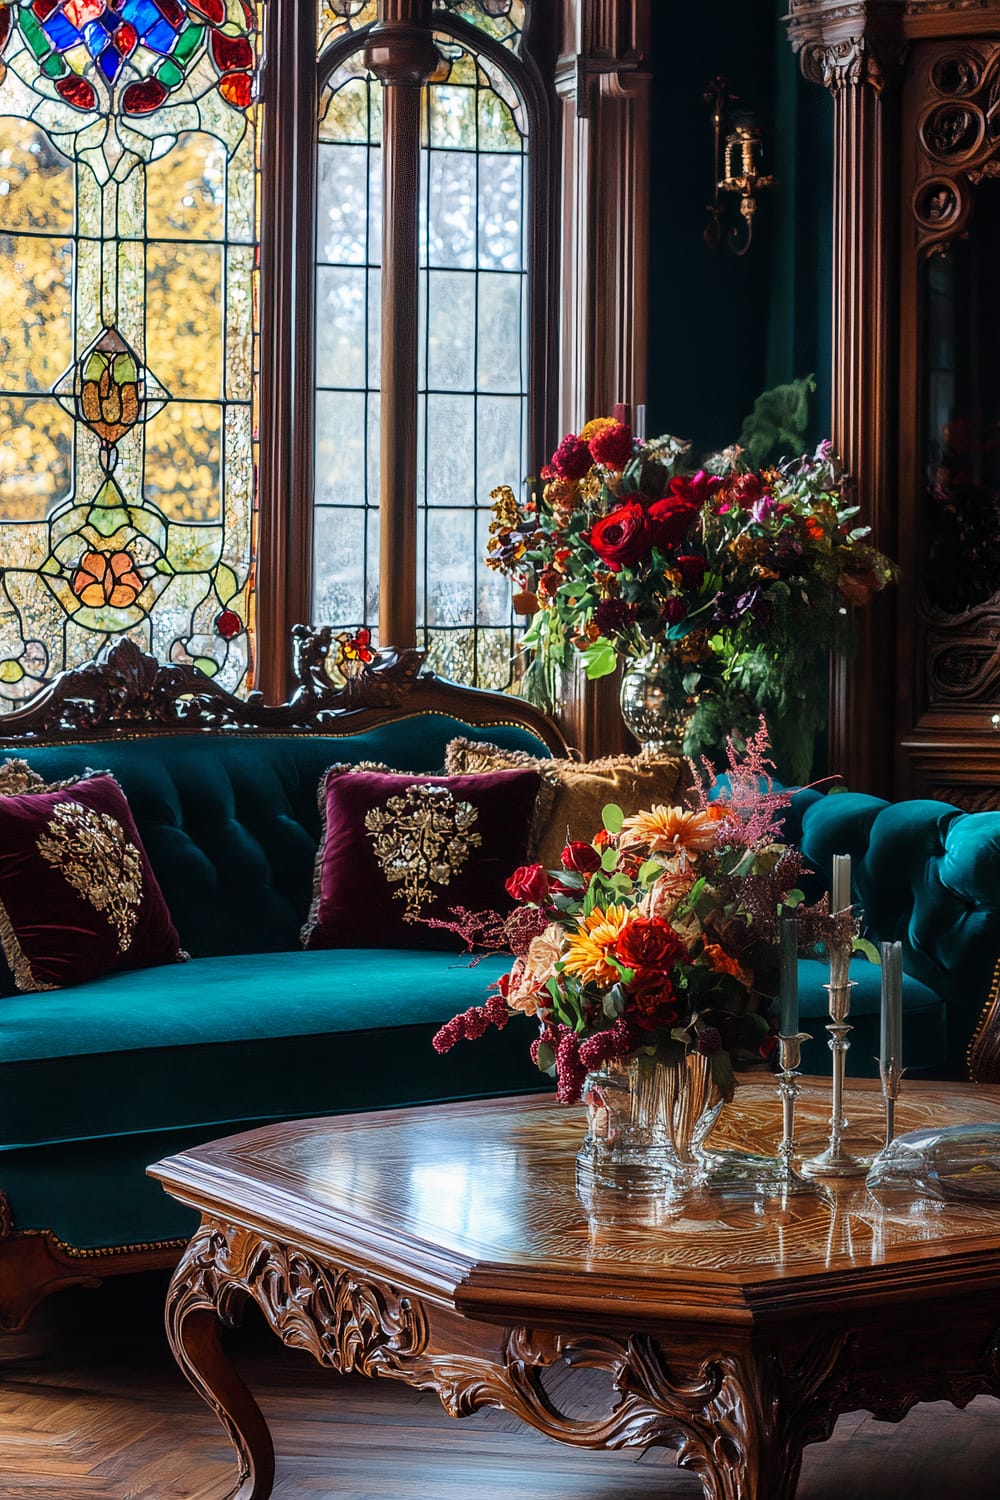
xmin=0 ymin=0 xmax=260 ymax=707
xmin=432 ymin=0 xmax=525 ymax=54
xmin=317 ymin=0 xmax=375 ymax=54
xmin=313 ymin=28 xmax=528 ymax=689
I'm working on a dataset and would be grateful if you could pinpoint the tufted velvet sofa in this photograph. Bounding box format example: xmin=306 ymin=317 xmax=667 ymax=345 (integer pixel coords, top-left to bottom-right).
xmin=780 ymin=787 xmax=1000 ymax=1081
xmin=0 ymin=637 xmax=568 ymax=1331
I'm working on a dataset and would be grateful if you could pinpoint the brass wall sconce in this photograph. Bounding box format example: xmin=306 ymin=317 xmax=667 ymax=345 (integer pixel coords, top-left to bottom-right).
xmin=704 ymin=76 xmax=776 ymax=256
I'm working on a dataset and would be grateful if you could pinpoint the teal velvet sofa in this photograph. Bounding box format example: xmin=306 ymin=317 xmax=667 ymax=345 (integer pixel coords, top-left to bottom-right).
xmin=780 ymin=787 xmax=1000 ymax=1081
xmin=0 ymin=635 xmax=568 ymax=1331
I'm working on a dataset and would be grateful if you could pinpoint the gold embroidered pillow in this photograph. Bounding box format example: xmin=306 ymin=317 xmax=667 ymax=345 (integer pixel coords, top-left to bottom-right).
xmin=0 ymin=773 xmax=184 ymax=991
xmin=302 ymin=764 xmax=545 ymax=951
xmin=444 ymin=738 xmax=689 ymax=871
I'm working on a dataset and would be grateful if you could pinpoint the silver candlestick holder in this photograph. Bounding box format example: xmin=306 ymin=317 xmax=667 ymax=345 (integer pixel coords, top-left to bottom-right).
xmin=802 ymin=973 xmax=869 ymax=1179
xmin=776 ymin=1031 xmax=813 ymax=1186
xmin=878 ymin=1056 xmax=904 ymax=1153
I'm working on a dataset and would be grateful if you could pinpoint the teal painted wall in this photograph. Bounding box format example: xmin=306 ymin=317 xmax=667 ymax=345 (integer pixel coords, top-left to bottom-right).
xmin=646 ymin=1 xmax=833 ymax=459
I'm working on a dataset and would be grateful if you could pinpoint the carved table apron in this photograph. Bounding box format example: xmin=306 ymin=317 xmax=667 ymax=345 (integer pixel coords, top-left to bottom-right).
xmin=150 ymin=1080 xmax=1000 ymax=1500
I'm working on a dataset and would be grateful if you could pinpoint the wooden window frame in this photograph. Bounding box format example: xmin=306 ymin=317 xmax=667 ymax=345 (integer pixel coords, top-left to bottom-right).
xmin=253 ymin=0 xmax=651 ymax=727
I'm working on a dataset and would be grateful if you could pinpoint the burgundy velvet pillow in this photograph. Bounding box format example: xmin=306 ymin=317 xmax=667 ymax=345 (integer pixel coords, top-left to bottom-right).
xmin=0 ymin=774 xmax=184 ymax=991
xmin=302 ymin=765 xmax=544 ymax=951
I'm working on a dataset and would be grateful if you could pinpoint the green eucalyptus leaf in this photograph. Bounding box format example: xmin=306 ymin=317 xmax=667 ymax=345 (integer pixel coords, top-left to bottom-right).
xmin=601 ymin=846 xmax=619 ymax=872
xmin=638 ymin=858 xmax=662 ymax=886
xmin=602 ymin=803 xmax=624 ymax=834
xmin=535 ymin=1041 xmax=556 ymax=1074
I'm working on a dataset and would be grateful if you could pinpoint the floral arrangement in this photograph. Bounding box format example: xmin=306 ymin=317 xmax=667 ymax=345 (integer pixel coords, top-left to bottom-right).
xmin=432 ymin=725 xmax=838 ymax=1104
xmin=487 ymin=417 xmax=898 ymax=782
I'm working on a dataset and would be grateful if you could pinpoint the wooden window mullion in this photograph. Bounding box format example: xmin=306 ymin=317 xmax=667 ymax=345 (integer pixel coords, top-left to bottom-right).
xmin=366 ymin=4 xmax=438 ymax=652
xmin=256 ymin=0 xmax=318 ymax=701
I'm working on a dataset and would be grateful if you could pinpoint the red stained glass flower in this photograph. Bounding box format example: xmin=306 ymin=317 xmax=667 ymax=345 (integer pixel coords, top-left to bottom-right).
xmin=121 ymin=77 xmax=168 ymax=114
xmin=210 ymin=30 xmax=252 ymax=71
xmin=55 ymin=74 xmax=97 ymax=111
xmin=218 ymin=71 xmax=252 ymax=108
xmin=71 ymin=550 xmax=144 ymax=609
xmin=188 ymin=0 xmax=225 ymax=21
xmin=215 ymin=608 xmax=242 ymax=640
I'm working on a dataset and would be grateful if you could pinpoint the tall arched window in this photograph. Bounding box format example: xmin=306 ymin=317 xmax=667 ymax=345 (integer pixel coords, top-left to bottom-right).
xmin=0 ymin=0 xmax=650 ymax=727
xmin=0 ymin=0 xmax=260 ymax=706
xmin=312 ymin=0 xmax=550 ymax=689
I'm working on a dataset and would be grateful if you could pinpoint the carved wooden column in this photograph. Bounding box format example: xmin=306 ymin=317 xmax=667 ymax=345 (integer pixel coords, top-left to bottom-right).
xmin=256 ymin=0 xmax=318 ymax=702
xmin=786 ymin=5 xmax=902 ymax=796
xmin=366 ymin=4 xmax=437 ymax=653
xmin=556 ymin=1 xmax=652 ymax=756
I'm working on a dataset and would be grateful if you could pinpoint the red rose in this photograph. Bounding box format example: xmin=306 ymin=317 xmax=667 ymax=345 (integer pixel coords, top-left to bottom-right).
xmin=560 ymin=840 xmax=602 ymax=874
xmin=627 ymin=967 xmax=683 ymax=1027
xmin=727 ymin=472 xmax=763 ymax=509
xmin=648 ymin=495 xmax=698 ymax=550
xmin=505 ymin=863 xmax=550 ymax=905
xmin=614 ymin=915 xmax=683 ymax=972
xmin=676 ymin=554 xmax=707 ymax=588
xmin=588 ymin=420 xmax=633 ymax=470
xmin=551 ymin=433 xmax=592 ymax=480
xmin=586 ymin=500 xmax=650 ymax=571
xmin=661 ymin=598 xmax=687 ymax=624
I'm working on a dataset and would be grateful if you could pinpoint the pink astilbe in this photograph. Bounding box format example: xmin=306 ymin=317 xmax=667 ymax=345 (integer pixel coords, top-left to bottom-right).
xmin=432 ymin=993 xmax=511 ymax=1054
xmin=686 ymin=717 xmax=794 ymax=852
xmin=416 ymin=906 xmax=510 ymax=961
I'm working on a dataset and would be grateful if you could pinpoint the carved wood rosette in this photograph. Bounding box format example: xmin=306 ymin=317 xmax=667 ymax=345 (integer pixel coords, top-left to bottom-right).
xmin=786 ymin=1 xmax=1000 ymax=803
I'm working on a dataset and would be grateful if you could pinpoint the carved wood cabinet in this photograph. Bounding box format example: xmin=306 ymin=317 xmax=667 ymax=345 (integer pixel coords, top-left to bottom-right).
xmin=787 ymin=1 xmax=1000 ymax=808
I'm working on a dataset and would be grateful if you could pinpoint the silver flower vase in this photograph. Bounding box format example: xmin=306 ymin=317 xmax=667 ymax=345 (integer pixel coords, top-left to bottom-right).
xmin=576 ymin=1050 xmax=726 ymax=1197
xmin=619 ymin=645 xmax=690 ymax=757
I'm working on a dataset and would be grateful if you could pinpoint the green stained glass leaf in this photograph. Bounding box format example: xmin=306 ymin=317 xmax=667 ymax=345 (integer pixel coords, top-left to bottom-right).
xmin=215 ymin=563 xmax=239 ymax=604
xmin=157 ymin=60 xmax=185 ymax=91
xmin=174 ymin=24 xmax=205 ymax=64
xmin=193 ymin=656 xmax=219 ymax=676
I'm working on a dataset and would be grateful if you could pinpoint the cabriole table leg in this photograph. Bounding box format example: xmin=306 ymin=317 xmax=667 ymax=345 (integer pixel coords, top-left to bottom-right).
xmin=165 ymin=1229 xmax=276 ymax=1500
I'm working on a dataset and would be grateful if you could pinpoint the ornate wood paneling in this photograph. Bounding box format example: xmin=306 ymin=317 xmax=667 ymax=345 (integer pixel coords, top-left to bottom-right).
xmin=787 ymin=2 xmax=1000 ymax=806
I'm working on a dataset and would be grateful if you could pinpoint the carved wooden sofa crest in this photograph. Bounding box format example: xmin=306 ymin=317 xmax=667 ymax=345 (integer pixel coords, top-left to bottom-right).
xmin=0 ymin=632 xmax=568 ymax=1333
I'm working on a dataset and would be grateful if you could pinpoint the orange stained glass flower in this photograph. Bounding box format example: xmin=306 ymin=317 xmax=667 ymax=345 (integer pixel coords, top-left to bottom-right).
xmin=620 ymin=804 xmax=726 ymax=856
xmin=562 ymin=903 xmax=632 ymax=987
xmin=71 ymin=550 xmax=145 ymax=609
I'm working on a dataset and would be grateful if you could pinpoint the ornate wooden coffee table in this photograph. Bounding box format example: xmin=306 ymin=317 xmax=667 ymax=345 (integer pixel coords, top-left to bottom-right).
xmin=150 ymin=1080 xmax=1000 ymax=1500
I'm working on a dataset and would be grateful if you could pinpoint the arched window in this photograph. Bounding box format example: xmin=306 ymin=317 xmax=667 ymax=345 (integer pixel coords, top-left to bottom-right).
xmin=312 ymin=0 xmax=550 ymax=689
xmin=0 ymin=0 xmax=650 ymax=727
xmin=0 ymin=0 xmax=260 ymax=705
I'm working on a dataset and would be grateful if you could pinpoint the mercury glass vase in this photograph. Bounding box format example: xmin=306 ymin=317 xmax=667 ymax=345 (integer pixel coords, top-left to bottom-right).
xmin=619 ymin=646 xmax=690 ymax=757
xmin=576 ymin=1050 xmax=726 ymax=1197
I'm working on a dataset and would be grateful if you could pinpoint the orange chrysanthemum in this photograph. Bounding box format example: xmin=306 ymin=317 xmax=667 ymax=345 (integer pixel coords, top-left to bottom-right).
xmin=620 ymin=804 xmax=726 ymax=856
xmin=702 ymin=942 xmax=751 ymax=987
xmin=579 ymin=416 xmax=616 ymax=442
xmin=561 ymin=903 xmax=631 ymax=986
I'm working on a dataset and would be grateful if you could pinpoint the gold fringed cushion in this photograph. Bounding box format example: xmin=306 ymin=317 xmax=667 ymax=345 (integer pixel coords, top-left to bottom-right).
xmin=444 ymin=739 xmax=689 ymax=871
xmin=0 ymin=773 xmax=185 ymax=992
xmin=301 ymin=763 xmax=551 ymax=950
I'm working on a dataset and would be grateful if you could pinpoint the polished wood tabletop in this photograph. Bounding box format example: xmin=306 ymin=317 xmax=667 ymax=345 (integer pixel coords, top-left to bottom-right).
xmin=151 ymin=1078 xmax=1000 ymax=1500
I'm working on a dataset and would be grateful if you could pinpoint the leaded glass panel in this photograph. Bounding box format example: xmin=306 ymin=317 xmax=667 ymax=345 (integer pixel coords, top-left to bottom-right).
xmin=0 ymin=1 xmax=262 ymax=706
xmin=432 ymin=0 xmax=525 ymax=55
xmin=313 ymin=33 xmax=527 ymax=690
xmin=313 ymin=62 xmax=381 ymax=645
xmin=318 ymin=0 xmax=376 ymax=54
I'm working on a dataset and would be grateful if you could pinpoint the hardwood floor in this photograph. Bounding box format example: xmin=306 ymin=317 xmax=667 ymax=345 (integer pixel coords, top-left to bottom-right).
xmin=1 ymin=1272 xmax=999 ymax=1499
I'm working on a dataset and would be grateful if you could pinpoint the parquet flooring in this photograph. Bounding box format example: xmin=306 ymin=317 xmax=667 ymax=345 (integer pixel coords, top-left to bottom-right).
xmin=1 ymin=1272 xmax=999 ymax=1499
